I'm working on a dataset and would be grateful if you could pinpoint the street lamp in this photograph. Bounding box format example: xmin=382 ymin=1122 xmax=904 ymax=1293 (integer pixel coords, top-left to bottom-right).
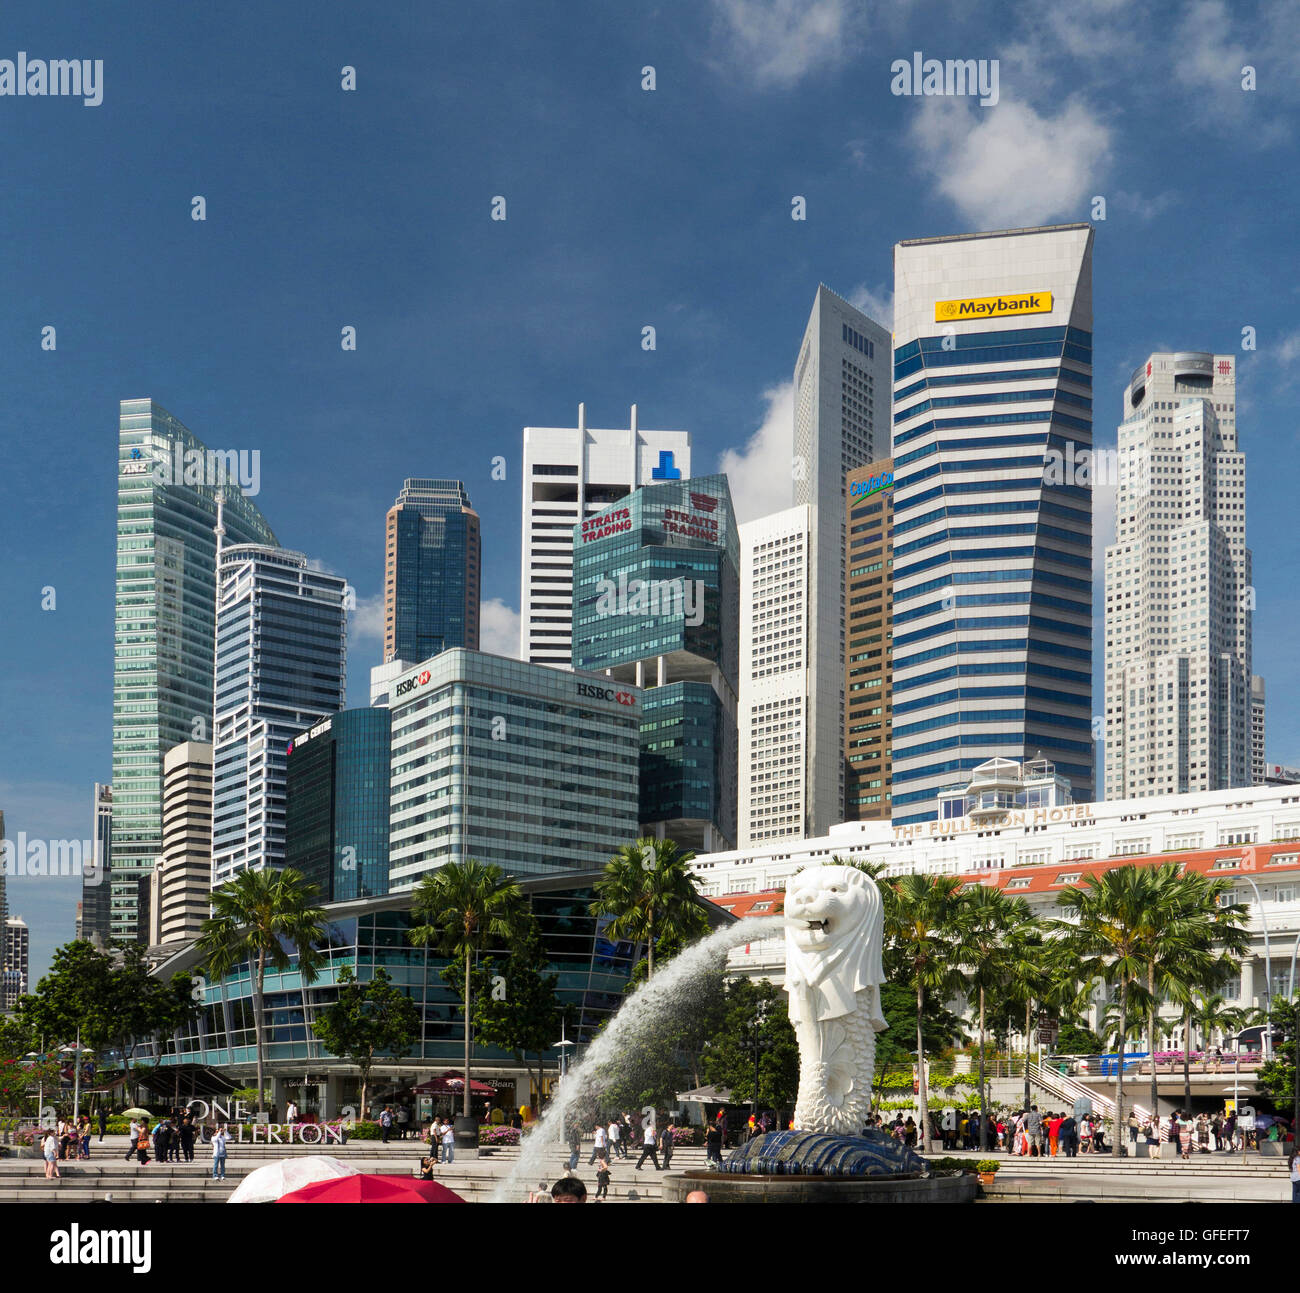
xmin=751 ymin=1000 xmax=769 ymax=1124
xmin=1236 ymin=876 xmax=1273 ymax=1060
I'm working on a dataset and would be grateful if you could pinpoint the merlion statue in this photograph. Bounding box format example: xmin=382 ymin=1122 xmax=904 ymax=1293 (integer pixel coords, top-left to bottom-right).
xmin=784 ymin=864 xmax=888 ymax=1136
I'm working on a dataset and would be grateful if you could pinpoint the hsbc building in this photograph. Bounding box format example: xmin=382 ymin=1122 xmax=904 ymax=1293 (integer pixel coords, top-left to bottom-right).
xmin=387 ymin=648 xmax=642 ymax=888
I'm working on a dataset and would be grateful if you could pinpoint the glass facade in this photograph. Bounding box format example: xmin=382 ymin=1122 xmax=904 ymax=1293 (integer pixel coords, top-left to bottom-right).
xmin=388 ymin=649 xmax=642 ymax=889
xmin=112 ymin=399 xmax=277 ymax=940
xmin=286 ymin=708 xmax=392 ymax=903
xmin=890 ymin=227 xmax=1095 ymax=824
xmin=144 ymin=882 xmax=647 ymax=1079
xmin=212 ymin=546 xmax=348 ymax=884
xmin=385 ymin=479 xmax=480 ymax=663
xmin=571 ymin=473 xmax=739 ymax=851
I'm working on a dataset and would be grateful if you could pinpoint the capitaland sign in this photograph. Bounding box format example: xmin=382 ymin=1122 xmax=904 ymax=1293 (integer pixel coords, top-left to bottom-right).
xmin=935 ymin=292 xmax=1053 ymax=323
xmin=850 ymin=471 xmax=893 ymax=498
xmin=393 ymin=668 xmax=433 ymax=700
xmin=892 ymin=802 xmax=1094 ymax=839
xmin=575 ymin=682 xmax=637 ymax=706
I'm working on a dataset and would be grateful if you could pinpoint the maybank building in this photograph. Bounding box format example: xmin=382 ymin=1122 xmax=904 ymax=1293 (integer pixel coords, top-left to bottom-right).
xmin=890 ymin=225 xmax=1095 ymax=823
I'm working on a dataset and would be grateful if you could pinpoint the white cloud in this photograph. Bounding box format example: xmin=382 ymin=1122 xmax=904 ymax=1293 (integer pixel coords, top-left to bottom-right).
xmin=348 ymin=591 xmax=385 ymax=644
xmin=479 ymin=598 xmax=522 ymax=659
xmin=848 ymin=284 xmax=893 ymax=331
xmin=717 ymin=381 xmax=795 ymax=524
xmin=910 ymin=97 xmax=1111 ymax=228
xmin=708 ymin=0 xmax=859 ymax=87
xmin=1276 ymin=331 xmax=1300 ymax=366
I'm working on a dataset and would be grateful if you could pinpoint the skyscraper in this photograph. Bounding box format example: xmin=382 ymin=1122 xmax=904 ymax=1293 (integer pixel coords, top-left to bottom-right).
xmin=1 ymin=915 xmax=27 ymax=1011
xmin=737 ymin=507 xmax=810 ymax=847
xmin=1251 ymin=676 xmax=1266 ymax=786
xmin=112 ymin=399 xmax=276 ymax=937
xmin=211 ymin=544 xmax=347 ymax=886
xmin=1103 ymin=352 xmax=1253 ymax=798
xmin=158 ymin=742 xmax=214 ymax=945
xmin=384 ymin=479 xmax=481 ymax=663
xmin=891 ymin=225 xmax=1095 ymax=823
xmin=571 ymin=474 xmax=739 ymax=852
xmin=286 ymin=707 xmax=392 ymax=903
xmin=80 ymin=785 xmax=113 ymax=946
xmin=793 ymin=287 xmax=890 ymax=837
xmin=844 ymin=458 xmax=895 ymax=821
xmin=521 ymin=405 xmax=690 ymax=667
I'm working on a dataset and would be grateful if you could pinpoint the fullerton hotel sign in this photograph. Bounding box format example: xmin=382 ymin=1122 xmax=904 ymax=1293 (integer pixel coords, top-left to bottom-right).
xmin=892 ymin=802 xmax=1095 ymax=840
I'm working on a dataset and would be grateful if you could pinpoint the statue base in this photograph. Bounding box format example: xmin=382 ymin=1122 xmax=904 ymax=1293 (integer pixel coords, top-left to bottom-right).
xmin=662 ymin=1168 xmax=976 ymax=1204
xmin=721 ymin=1128 xmax=929 ymax=1177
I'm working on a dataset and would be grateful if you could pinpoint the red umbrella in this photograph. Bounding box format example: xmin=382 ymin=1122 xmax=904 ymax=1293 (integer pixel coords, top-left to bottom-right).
xmin=277 ymin=1174 xmax=465 ymax=1204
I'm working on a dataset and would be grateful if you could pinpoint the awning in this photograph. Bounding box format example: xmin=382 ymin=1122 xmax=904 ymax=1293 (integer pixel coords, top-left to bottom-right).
xmin=133 ymin=1065 xmax=241 ymax=1098
xmin=675 ymin=1084 xmax=733 ymax=1103
xmin=411 ymin=1071 xmax=495 ymax=1096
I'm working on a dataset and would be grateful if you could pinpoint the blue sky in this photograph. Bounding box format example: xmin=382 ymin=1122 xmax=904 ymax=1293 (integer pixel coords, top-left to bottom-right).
xmin=2 ymin=0 xmax=1298 ymax=979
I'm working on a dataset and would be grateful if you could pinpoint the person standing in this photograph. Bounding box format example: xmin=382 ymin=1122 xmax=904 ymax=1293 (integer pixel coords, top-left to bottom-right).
xmin=96 ymin=1108 xmax=108 ymax=1142
xmin=1289 ymin=1148 xmax=1300 ymax=1203
xmin=1177 ymin=1111 xmax=1193 ymax=1160
xmin=1048 ymin=1112 xmax=1063 ymax=1156
xmin=135 ymin=1121 xmax=152 ymax=1166
xmin=588 ymin=1120 xmax=608 ymax=1166
xmin=211 ymin=1123 xmax=228 ymax=1180
xmin=1024 ymin=1106 xmax=1044 ymax=1157
xmin=566 ymin=1123 xmax=581 ymax=1173
xmin=635 ymin=1118 xmax=660 ymax=1171
xmin=705 ymin=1121 xmax=723 ymax=1169
xmin=1059 ymin=1114 xmax=1077 ymax=1158
xmin=286 ymin=1100 xmax=299 ymax=1125
xmin=607 ymin=1118 xmax=621 ymax=1162
xmin=441 ymin=1120 xmax=455 ymax=1165
xmin=42 ymin=1130 xmax=60 ymax=1180
xmin=379 ymin=1106 xmax=393 ymax=1144
xmin=941 ymin=1107 xmax=956 ymax=1151
xmin=179 ymin=1114 xmax=196 ymax=1163
xmin=1127 ymin=1108 xmax=1140 ymax=1154
xmin=659 ymin=1118 xmax=675 ymax=1172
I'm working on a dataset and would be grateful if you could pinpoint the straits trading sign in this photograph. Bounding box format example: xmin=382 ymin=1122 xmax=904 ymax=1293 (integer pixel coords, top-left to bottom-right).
xmin=893 ymin=801 xmax=1094 ymax=839
xmin=935 ymin=291 xmax=1053 ymax=323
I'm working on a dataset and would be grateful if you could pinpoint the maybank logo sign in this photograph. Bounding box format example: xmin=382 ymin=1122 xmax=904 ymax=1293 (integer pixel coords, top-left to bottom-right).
xmin=935 ymin=292 xmax=1052 ymax=323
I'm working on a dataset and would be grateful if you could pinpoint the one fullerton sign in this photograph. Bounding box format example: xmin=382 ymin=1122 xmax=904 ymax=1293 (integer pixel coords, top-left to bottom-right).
xmin=935 ymin=291 xmax=1052 ymax=322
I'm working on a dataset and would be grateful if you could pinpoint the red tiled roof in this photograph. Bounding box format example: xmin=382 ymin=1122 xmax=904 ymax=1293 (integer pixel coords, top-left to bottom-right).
xmin=708 ymin=890 xmax=785 ymax=919
xmin=961 ymin=842 xmax=1300 ymax=897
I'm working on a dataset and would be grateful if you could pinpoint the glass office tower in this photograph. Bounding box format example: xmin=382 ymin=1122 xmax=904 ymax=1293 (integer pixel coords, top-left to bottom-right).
xmin=212 ymin=545 xmax=348 ymax=885
xmin=890 ymin=226 xmax=1095 ymax=824
xmin=112 ymin=399 xmax=277 ymax=938
xmin=571 ymin=473 xmax=739 ymax=852
xmin=286 ymin=707 xmax=392 ymax=903
xmin=384 ymin=479 xmax=481 ymax=663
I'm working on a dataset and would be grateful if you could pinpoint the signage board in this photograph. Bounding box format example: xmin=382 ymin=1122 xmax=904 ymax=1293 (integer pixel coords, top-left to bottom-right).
xmin=935 ymin=291 xmax=1053 ymax=322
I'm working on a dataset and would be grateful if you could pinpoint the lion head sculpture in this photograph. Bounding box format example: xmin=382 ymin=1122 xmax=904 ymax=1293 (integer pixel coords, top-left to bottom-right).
xmin=784 ymin=864 xmax=887 ymax=1029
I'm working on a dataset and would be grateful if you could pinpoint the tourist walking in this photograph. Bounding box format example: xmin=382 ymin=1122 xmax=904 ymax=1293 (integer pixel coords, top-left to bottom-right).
xmin=607 ymin=1118 xmax=622 ymax=1161
xmin=96 ymin=1108 xmax=107 ymax=1142
xmin=42 ymin=1130 xmax=60 ymax=1180
xmin=635 ymin=1119 xmax=661 ymax=1171
xmin=124 ymin=1119 xmax=140 ymax=1162
xmin=135 ymin=1121 xmax=152 ymax=1166
xmin=705 ymin=1121 xmax=723 ymax=1169
xmin=211 ymin=1124 xmax=228 ymax=1180
xmin=595 ymin=1160 xmax=611 ymax=1199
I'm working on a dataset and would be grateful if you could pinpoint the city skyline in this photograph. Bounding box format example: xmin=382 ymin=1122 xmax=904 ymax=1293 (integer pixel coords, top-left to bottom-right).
xmin=5 ymin=1 xmax=1299 ymax=981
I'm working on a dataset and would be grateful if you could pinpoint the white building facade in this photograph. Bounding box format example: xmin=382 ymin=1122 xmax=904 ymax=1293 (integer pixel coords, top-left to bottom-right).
xmin=520 ymin=406 xmax=690 ymax=668
xmin=890 ymin=225 xmax=1095 ymax=825
xmin=1103 ymin=352 xmax=1254 ymax=800
xmin=738 ymin=506 xmax=811 ymax=847
xmin=793 ymin=288 xmax=890 ymax=837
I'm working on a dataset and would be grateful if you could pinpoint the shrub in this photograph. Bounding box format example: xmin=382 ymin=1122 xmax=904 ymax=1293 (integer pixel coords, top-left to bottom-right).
xmin=346 ymin=1120 xmax=381 ymax=1140
xmin=478 ymin=1126 xmax=520 ymax=1146
xmin=923 ymin=1156 xmax=977 ymax=1174
xmin=975 ymin=1159 xmax=1000 ymax=1174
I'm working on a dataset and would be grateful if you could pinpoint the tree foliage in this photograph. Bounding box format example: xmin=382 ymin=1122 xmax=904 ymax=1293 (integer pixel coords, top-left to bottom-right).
xmin=700 ymin=977 xmax=799 ymax=1112
xmin=312 ymin=966 xmax=421 ymax=1118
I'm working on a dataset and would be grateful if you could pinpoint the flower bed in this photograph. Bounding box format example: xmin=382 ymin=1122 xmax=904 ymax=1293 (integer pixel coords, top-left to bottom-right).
xmin=478 ymin=1126 xmax=520 ymax=1146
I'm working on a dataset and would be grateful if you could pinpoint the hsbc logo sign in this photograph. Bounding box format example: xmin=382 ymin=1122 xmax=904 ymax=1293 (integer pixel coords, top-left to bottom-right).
xmin=394 ymin=669 xmax=433 ymax=699
xmin=575 ymin=683 xmax=637 ymax=706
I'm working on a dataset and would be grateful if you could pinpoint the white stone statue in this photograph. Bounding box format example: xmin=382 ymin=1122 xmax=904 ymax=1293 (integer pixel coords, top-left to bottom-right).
xmin=785 ymin=864 xmax=888 ymax=1137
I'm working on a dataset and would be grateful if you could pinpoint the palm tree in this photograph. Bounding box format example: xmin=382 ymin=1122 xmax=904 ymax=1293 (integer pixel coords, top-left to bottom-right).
xmin=198 ymin=867 xmax=328 ymax=1117
xmin=997 ymin=925 xmax=1061 ymax=1108
xmin=881 ymin=872 xmax=967 ymax=1153
xmin=1189 ymin=991 xmax=1249 ymax=1068
xmin=1056 ymin=866 xmax=1163 ymax=1160
xmin=590 ymin=838 xmax=709 ymax=980
xmin=407 ymin=859 xmax=526 ymax=1121
xmin=955 ymin=886 xmax=1039 ymax=1148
